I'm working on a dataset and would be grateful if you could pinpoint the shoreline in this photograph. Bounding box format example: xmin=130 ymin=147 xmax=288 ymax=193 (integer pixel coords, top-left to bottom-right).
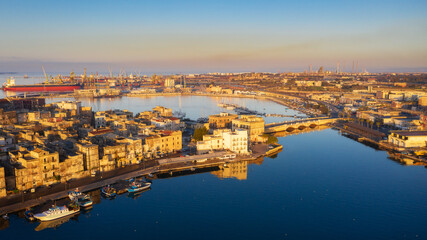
xmin=0 ymin=143 xmax=282 ymax=215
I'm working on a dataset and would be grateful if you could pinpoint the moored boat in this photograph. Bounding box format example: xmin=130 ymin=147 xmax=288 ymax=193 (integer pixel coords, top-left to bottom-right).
xmin=101 ymin=185 xmax=117 ymax=198
xmin=35 ymin=213 xmax=76 ymax=231
xmin=126 ymin=181 xmax=151 ymax=193
xmin=76 ymin=195 xmax=93 ymax=208
xmin=68 ymin=189 xmax=82 ymax=200
xmin=33 ymin=205 xmax=79 ymax=222
xmin=24 ymin=209 xmax=36 ymax=221
xmin=68 ymin=188 xmax=93 ymax=207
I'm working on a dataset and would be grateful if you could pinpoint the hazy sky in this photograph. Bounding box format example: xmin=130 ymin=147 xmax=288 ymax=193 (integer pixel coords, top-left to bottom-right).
xmin=1 ymin=0 xmax=427 ymax=73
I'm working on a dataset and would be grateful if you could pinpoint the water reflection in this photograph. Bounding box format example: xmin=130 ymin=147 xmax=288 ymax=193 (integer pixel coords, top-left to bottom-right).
xmin=2 ymin=156 xmax=274 ymax=231
xmin=272 ymin=125 xmax=330 ymax=137
xmin=35 ymin=214 xmax=79 ymax=232
xmin=211 ymin=158 xmax=265 ymax=180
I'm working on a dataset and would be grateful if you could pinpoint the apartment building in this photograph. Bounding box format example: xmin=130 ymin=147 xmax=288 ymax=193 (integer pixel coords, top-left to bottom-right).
xmin=144 ymin=130 xmax=182 ymax=154
xmin=232 ymin=115 xmax=265 ymax=142
xmin=153 ymin=106 xmax=173 ymax=117
xmin=209 ymin=112 xmax=238 ymax=130
xmin=223 ymin=129 xmax=249 ymax=154
xmin=59 ymin=153 xmax=85 ymax=181
xmin=76 ymin=143 xmax=100 ymax=171
xmin=8 ymin=147 xmax=60 ymax=191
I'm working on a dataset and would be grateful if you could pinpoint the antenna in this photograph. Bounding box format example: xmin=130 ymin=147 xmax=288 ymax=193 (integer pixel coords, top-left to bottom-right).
xmin=356 ymin=61 xmax=359 ymax=74
xmin=352 ymin=61 xmax=354 ymax=74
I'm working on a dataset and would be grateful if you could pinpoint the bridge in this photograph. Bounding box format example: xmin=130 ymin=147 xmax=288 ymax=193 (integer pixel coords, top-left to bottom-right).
xmin=265 ymin=117 xmax=339 ymax=133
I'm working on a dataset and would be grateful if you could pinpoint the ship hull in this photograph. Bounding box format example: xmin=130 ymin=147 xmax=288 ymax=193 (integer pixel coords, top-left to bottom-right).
xmin=3 ymin=85 xmax=81 ymax=92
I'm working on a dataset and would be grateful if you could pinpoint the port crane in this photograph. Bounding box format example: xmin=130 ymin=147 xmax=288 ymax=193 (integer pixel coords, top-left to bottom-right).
xmin=42 ymin=65 xmax=49 ymax=84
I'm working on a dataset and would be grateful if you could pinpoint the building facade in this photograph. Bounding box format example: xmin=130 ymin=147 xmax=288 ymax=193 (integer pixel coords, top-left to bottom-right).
xmin=232 ymin=115 xmax=265 ymax=142
xmin=0 ymin=167 xmax=6 ymax=197
xmin=388 ymin=131 xmax=427 ymax=148
xmin=209 ymin=112 xmax=238 ymax=130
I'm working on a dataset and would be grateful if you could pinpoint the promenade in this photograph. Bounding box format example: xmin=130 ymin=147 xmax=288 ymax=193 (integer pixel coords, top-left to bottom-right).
xmin=0 ymin=143 xmax=280 ymax=216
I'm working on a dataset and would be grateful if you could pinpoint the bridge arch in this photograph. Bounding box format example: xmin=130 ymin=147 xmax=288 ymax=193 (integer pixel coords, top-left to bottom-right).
xmin=297 ymin=125 xmax=307 ymax=130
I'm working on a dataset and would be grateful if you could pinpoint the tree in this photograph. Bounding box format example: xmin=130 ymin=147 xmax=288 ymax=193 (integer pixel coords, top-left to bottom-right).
xmin=266 ymin=135 xmax=278 ymax=144
xmin=193 ymin=127 xmax=209 ymax=141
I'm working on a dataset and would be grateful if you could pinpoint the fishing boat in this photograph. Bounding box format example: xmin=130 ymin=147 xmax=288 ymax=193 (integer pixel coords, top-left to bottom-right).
xmin=126 ymin=181 xmax=151 ymax=193
xmin=68 ymin=188 xmax=93 ymax=207
xmin=76 ymin=195 xmax=93 ymax=208
xmin=33 ymin=205 xmax=79 ymax=222
xmin=101 ymin=185 xmax=117 ymax=198
xmin=24 ymin=209 xmax=36 ymax=221
xmin=68 ymin=189 xmax=82 ymax=200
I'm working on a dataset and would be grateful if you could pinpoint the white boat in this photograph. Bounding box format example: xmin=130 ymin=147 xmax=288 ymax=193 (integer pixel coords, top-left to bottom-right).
xmin=34 ymin=206 xmax=79 ymax=222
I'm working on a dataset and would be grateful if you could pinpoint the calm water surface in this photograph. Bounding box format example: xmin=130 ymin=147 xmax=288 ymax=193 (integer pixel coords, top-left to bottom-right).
xmin=0 ymin=96 xmax=426 ymax=240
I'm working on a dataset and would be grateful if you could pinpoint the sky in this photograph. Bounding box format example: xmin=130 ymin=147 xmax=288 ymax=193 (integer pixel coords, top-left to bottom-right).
xmin=1 ymin=0 xmax=427 ymax=73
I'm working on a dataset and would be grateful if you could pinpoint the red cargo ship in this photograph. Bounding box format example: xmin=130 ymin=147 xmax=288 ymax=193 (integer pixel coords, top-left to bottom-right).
xmin=3 ymin=84 xmax=81 ymax=92
xmin=2 ymin=78 xmax=81 ymax=92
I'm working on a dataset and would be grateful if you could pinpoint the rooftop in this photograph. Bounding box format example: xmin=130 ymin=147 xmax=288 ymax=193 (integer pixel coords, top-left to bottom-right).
xmin=391 ymin=131 xmax=427 ymax=137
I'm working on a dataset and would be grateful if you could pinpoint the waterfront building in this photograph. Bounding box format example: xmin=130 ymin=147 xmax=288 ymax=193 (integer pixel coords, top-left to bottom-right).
xmin=164 ymin=78 xmax=175 ymax=88
xmin=209 ymin=112 xmax=238 ymax=130
xmin=59 ymin=153 xmax=86 ymax=181
xmin=75 ymin=143 xmax=100 ymax=172
xmin=0 ymin=167 xmax=6 ymax=197
xmin=388 ymin=131 xmax=427 ymax=148
xmin=144 ymin=130 xmax=182 ymax=155
xmin=116 ymin=137 xmax=143 ymax=164
xmin=102 ymin=143 xmax=127 ymax=167
xmin=206 ymin=85 xmax=222 ymax=93
xmin=232 ymin=115 xmax=265 ymax=142
xmin=196 ymin=134 xmax=224 ymax=153
xmin=8 ymin=147 xmax=60 ymax=191
xmin=223 ymin=129 xmax=249 ymax=154
xmin=153 ymin=106 xmax=173 ymax=117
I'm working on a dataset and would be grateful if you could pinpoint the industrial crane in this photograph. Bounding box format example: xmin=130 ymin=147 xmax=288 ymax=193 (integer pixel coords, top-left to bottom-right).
xmin=42 ymin=65 xmax=49 ymax=84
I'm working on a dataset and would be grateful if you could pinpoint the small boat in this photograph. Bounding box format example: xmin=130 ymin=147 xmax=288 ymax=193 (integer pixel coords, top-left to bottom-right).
xmin=2 ymin=214 xmax=8 ymax=220
xmin=126 ymin=181 xmax=151 ymax=193
xmin=25 ymin=209 xmax=36 ymax=221
xmin=101 ymin=185 xmax=117 ymax=198
xmin=76 ymin=195 xmax=93 ymax=208
xmin=68 ymin=188 xmax=82 ymax=200
xmin=68 ymin=188 xmax=93 ymax=207
xmin=33 ymin=205 xmax=79 ymax=222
